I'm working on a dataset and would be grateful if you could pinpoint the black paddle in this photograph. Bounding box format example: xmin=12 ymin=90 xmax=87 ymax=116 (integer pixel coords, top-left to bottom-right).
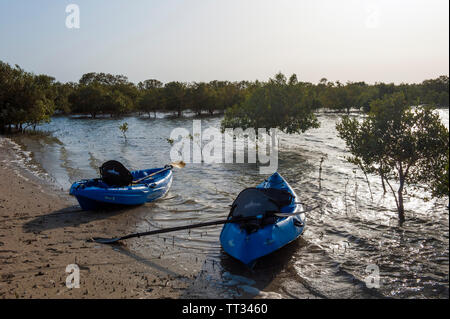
xmin=88 ymin=215 xmax=258 ymax=244
xmin=88 ymin=205 xmax=320 ymax=244
xmin=274 ymin=204 xmax=320 ymax=217
xmin=132 ymin=161 xmax=185 ymax=184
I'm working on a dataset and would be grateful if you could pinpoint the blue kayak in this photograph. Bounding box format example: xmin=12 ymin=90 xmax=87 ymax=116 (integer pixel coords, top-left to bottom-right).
xmin=220 ymin=172 xmax=306 ymax=266
xmin=70 ymin=167 xmax=173 ymax=211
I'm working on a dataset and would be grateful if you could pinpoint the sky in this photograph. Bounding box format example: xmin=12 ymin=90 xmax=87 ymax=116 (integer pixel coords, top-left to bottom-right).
xmin=0 ymin=0 xmax=448 ymax=84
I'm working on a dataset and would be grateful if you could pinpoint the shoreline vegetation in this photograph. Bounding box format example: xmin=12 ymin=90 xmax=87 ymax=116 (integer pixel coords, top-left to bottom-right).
xmin=1 ymin=60 xmax=448 ymax=133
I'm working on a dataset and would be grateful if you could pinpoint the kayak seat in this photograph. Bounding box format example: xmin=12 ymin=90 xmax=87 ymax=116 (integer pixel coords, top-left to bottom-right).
xmin=99 ymin=160 xmax=133 ymax=187
xmin=239 ymin=213 xmax=280 ymax=233
xmin=240 ymin=221 xmax=260 ymax=234
xmin=229 ymin=188 xmax=293 ymax=233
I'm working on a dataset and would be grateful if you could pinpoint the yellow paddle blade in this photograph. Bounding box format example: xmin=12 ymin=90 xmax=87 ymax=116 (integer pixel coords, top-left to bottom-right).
xmin=170 ymin=161 xmax=186 ymax=169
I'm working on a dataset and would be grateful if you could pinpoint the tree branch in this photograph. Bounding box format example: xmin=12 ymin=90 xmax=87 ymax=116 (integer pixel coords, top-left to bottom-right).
xmin=384 ymin=177 xmax=399 ymax=210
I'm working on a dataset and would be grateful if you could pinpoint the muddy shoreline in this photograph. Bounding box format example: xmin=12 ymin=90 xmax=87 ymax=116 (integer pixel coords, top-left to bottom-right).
xmin=0 ymin=135 xmax=308 ymax=300
xmin=0 ymin=136 xmax=200 ymax=299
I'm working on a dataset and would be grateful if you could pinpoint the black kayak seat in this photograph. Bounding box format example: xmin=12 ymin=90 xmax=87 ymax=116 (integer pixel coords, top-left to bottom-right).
xmin=99 ymin=160 xmax=133 ymax=187
xmin=229 ymin=187 xmax=293 ymax=233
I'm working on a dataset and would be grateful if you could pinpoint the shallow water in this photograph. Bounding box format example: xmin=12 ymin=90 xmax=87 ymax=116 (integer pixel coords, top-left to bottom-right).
xmin=9 ymin=109 xmax=449 ymax=299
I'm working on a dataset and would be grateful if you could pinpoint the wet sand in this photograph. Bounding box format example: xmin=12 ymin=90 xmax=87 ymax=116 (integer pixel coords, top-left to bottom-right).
xmin=0 ymin=136 xmax=193 ymax=299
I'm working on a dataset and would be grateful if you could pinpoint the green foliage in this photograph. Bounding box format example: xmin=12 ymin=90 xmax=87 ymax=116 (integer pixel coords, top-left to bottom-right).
xmin=336 ymin=92 xmax=449 ymax=223
xmin=68 ymin=72 xmax=138 ymax=118
xmin=138 ymin=79 xmax=163 ymax=90
xmin=188 ymin=82 xmax=215 ymax=115
xmin=420 ymin=76 xmax=449 ymax=106
xmin=319 ymin=81 xmax=375 ymax=113
xmin=68 ymin=84 xmax=106 ymax=118
xmin=221 ymin=73 xmax=319 ymax=134
xmin=53 ymin=82 xmax=76 ymax=114
xmin=432 ymin=157 xmax=449 ymax=198
xmin=137 ymin=79 xmax=165 ymax=117
xmin=164 ymin=81 xmax=187 ymax=117
xmin=1 ymin=59 xmax=448 ymax=132
xmin=0 ymin=61 xmax=55 ymax=132
xmin=138 ymin=87 xmax=164 ymax=118
xmin=119 ymin=122 xmax=129 ymax=139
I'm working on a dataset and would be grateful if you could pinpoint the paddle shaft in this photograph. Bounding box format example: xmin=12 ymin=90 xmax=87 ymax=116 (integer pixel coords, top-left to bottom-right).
xmin=99 ymin=206 xmax=320 ymax=242
xmin=132 ymin=166 xmax=172 ymax=184
xmin=274 ymin=205 xmax=320 ymax=217
xmin=90 ymin=204 xmax=320 ymax=244
xmin=118 ymin=216 xmax=255 ymax=241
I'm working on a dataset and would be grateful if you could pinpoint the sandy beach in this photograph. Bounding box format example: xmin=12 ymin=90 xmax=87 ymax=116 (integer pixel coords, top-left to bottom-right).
xmin=0 ymin=136 xmax=194 ymax=299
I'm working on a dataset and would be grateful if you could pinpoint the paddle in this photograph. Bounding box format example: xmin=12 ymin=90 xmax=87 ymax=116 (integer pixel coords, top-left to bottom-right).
xmin=88 ymin=205 xmax=320 ymax=244
xmin=274 ymin=204 xmax=320 ymax=217
xmin=132 ymin=161 xmax=186 ymax=184
xmin=88 ymin=215 xmax=259 ymax=244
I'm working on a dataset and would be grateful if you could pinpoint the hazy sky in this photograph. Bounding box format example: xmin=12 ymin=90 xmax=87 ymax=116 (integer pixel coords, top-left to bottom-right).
xmin=0 ymin=0 xmax=448 ymax=84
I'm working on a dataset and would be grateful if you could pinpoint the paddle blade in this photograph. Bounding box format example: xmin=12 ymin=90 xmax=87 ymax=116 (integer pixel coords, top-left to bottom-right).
xmin=170 ymin=161 xmax=186 ymax=169
xmin=88 ymin=237 xmax=121 ymax=244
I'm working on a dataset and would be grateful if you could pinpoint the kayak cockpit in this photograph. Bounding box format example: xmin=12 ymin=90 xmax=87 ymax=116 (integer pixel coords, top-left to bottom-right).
xmin=220 ymin=172 xmax=305 ymax=266
xmin=228 ymin=187 xmax=294 ymax=233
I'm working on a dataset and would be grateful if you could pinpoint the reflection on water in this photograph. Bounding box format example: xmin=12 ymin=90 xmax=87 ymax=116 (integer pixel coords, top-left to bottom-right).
xmin=10 ymin=109 xmax=449 ymax=299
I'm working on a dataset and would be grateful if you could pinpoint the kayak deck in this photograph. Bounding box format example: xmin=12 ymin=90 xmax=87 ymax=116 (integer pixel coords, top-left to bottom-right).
xmin=70 ymin=167 xmax=173 ymax=211
xmin=219 ymin=172 xmax=306 ymax=266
